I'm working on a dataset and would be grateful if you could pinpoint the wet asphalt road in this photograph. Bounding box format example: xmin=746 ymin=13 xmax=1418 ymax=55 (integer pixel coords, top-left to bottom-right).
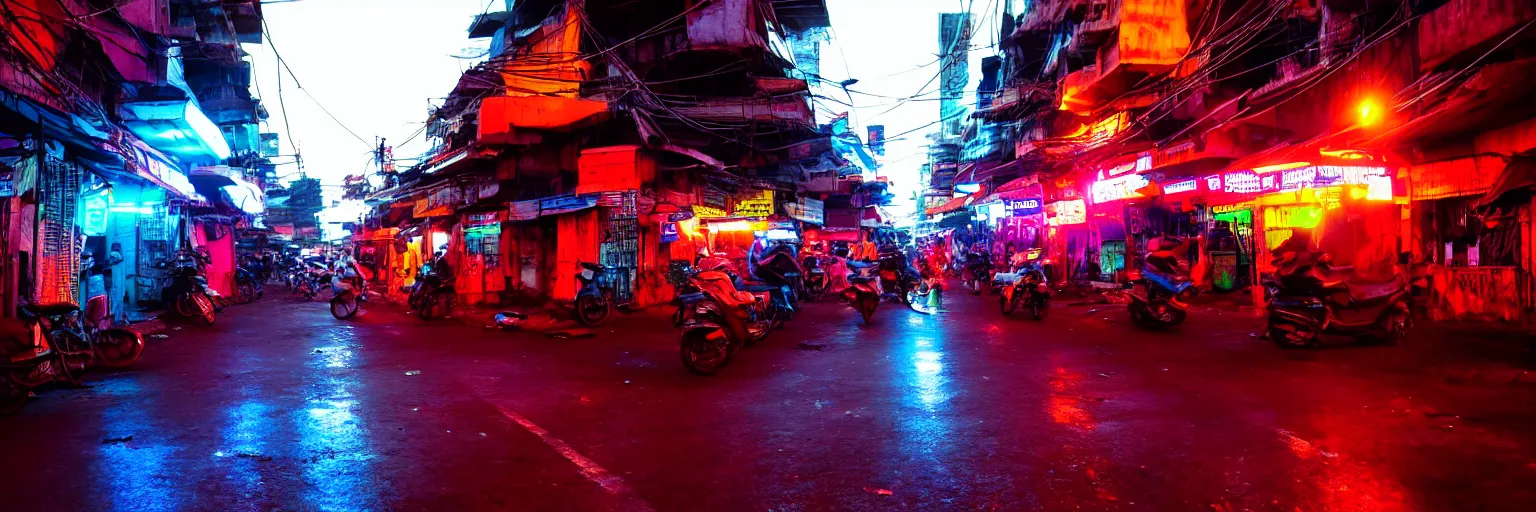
xmin=1 ymin=286 xmax=1534 ymax=511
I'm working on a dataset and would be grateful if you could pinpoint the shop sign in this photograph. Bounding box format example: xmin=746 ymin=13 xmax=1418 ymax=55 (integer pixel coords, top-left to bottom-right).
xmin=0 ymin=164 xmax=13 ymax=197
xmin=1211 ymin=201 xmax=1255 ymax=214
xmin=782 ymin=197 xmax=824 ymax=224
xmin=731 ymin=190 xmax=774 ymax=218
xmin=466 ymin=212 xmax=500 ymax=227
xmin=597 ymin=191 xmax=630 ymax=207
xmin=539 ymin=194 xmax=599 ymax=216
xmin=1045 ymin=199 xmax=1087 ymax=226
xmin=668 ymin=211 xmax=695 ymax=222
xmin=701 ymin=189 xmax=728 ymax=209
xmin=508 ymin=199 xmax=541 ymax=220
xmin=660 ymin=222 xmax=679 ymax=243
xmin=1091 ymin=173 xmax=1150 ymax=204
xmin=1204 ymin=165 xmax=1389 ymax=196
xmin=1162 ymin=179 xmax=1197 ymax=194
xmin=693 ymin=205 xmax=728 ymax=218
xmin=1005 ymin=198 xmax=1043 ymax=216
xmin=413 ymin=198 xmax=454 ymax=218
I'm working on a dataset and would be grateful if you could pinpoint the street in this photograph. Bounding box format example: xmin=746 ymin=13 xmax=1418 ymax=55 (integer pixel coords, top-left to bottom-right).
xmin=0 ymin=290 xmax=1532 ymax=511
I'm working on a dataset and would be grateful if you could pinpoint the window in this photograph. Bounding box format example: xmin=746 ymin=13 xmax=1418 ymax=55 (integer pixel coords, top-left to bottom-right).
xmin=1421 ymin=197 xmax=1518 ymax=267
xmin=464 ymin=226 xmax=501 ymax=268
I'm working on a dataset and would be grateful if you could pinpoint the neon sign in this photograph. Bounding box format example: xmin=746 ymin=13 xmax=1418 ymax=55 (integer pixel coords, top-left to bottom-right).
xmin=1162 ymin=179 xmax=1197 ymax=194
xmin=1208 ymin=165 xmax=1388 ymax=196
xmin=1092 ymin=173 xmax=1150 ymax=204
xmin=1046 ymin=199 xmax=1087 ymax=225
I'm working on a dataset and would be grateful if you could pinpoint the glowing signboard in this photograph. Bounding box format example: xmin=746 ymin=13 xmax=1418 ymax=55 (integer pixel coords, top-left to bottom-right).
xmin=1203 ymin=165 xmax=1389 ymax=196
xmin=1091 ymin=173 xmax=1150 ymax=204
xmin=1162 ymin=179 xmax=1197 ymax=194
xmin=1046 ymin=199 xmax=1087 ymax=225
xmin=1005 ymin=198 xmax=1043 ymax=216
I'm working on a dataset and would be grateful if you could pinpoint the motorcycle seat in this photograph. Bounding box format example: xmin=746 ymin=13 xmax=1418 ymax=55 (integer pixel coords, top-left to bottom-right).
xmin=1349 ymin=281 xmax=1403 ymax=301
xmin=740 ymin=284 xmax=780 ymax=293
xmin=25 ymin=302 xmax=80 ymax=317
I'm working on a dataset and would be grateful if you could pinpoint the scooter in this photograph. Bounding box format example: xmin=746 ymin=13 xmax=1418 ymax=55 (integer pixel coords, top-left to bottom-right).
xmin=845 ymin=263 xmax=881 ymax=324
xmin=408 ymin=265 xmax=454 ymax=320
xmin=572 ymin=261 xmax=617 ymax=326
xmin=329 ymin=276 xmax=368 ymax=320
xmin=1126 ymin=264 xmax=1193 ymax=328
xmin=801 ymin=253 xmax=828 ymax=301
xmin=999 ymin=265 xmax=1050 ymax=319
xmin=677 ymin=269 xmax=772 ymax=375
xmin=1266 ymin=258 xmax=1411 ymax=348
xmin=0 ymin=300 xmax=143 ymax=414
xmin=159 ymin=252 xmax=217 ymax=326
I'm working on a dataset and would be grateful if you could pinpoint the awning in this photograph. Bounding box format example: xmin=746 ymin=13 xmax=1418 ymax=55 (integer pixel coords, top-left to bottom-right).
xmin=926 ymin=193 xmax=976 ymax=216
xmin=1473 ymin=154 xmax=1536 ymax=208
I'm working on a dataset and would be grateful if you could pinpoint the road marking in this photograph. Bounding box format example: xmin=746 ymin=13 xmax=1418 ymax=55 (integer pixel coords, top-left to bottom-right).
xmin=485 ymin=401 xmax=654 ymax=511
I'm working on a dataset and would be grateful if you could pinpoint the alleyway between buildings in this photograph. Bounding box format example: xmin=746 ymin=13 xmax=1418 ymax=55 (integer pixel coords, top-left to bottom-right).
xmin=1 ymin=290 xmax=1532 ymax=511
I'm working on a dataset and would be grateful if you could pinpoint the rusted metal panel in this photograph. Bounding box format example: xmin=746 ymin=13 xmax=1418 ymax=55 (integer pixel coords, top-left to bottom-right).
xmin=1430 ymin=266 xmax=1526 ymax=322
xmin=686 ymin=0 xmax=767 ymax=51
xmin=1419 ymin=0 xmax=1536 ymax=72
xmin=1408 ymin=155 xmax=1505 ymax=200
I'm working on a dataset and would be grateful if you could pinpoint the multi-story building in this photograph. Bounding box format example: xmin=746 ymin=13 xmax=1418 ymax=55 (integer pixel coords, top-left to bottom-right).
xmin=957 ymin=0 xmax=1536 ymax=322
xmin=0 ymin=0 xmax=273 ymax=318
xmin=354 ymin=0 xmax=872 ymax=308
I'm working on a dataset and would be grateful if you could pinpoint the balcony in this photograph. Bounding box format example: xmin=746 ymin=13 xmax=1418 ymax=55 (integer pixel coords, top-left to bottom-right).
xmin=772 ymin=0 xmax=831 ymax=31
xmin=1419 ymin=0 xmax=1536 ymax=72
xmin=667 ymin=94 xmax=814 ymax=128
xmin=686 ymin=0 xmax=768 ymax=53
xmin=1056 ymin=0 xmax=1191 ymax=113
xmin=476 ymin=95 xmax=612 ymax=145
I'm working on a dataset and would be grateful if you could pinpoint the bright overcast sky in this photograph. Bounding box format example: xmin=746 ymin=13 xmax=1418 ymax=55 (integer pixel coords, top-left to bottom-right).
xmin=247 ymin=0 xmax=1000 ymax=214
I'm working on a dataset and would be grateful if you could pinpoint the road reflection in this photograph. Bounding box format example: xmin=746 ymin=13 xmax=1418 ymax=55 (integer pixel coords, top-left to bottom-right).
xmin=296 ymin=330 xmax=378 ymax=510
xmin=96 ymin=379 xmax=181 ymax=511
xmin=893 ymin=313 xmax=956 ymax=484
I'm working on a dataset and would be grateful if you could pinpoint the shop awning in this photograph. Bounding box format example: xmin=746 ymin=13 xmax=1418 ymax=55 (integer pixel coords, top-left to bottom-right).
xmin=926 ymin=193 xmax=979 ymax=216
xmin=1473 ymin=153 xmax=1536 ymax=208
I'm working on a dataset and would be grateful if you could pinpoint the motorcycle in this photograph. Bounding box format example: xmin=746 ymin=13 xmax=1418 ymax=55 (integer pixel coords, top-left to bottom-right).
xmin=235 ymin=263 xmax=264 ymax=304
xmin=408 ymin=265 xmax=455 ymax=320
xmin=999 ymin=265 xmax=1050 ymax=319
xmin=572 ymin=261 xmax=618 ymax=326
xmin=0 ymin=301 xmax=144 ymax=414
xmin=1266 ymin=257 xmax=1411 ymax=348
xmin=159 ymin=253 xmax=218 ymax=326
xmin=330 ymin=275 xmax=368 ymax=320
xmin=752 ymin=245 xmax=804 ymax=312
xmin=845 ymin=263 xmax=881 ymax=324
xmin=677 ymin=269 xmax=773 ymax=375
xmin=1126 ymin=264 xmax=1193 ymax=328
xmin=801 ymin=253 xmax=828 ymax=301
xmin=964 ymin=258 xmax=992 ymax=296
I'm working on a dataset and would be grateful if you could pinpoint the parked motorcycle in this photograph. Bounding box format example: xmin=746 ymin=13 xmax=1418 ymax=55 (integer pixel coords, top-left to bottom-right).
xmin=0 ymin=301 xmax=144 ymax=414
xmin=1126 ymin=265 xmax=1193 ymax=328
xmin=677 ymin=269 xmax=773 ymax=375
xmin=408 ymin=265 xmax=454 ymax=320
xmin=235 ymin=263 xmax=264 ymax=304
xmin=964 ymin=257 xmax=992 ymax=296
xmin=159 ymin=252 xmax=218 ymax=326
xmin=1266 ymin=256 xmax=1411 ymax=348
xmin=752 ymin=244 xmax=804 ymax=311
xmin=801 ymin=253 xmax=828 ymax=301
xmin=329 ymin=276 xmax=368 ymax=320
xmin=572 ymin=262 xmax=619 ymax=326
xmin=999 ymin=265 xmax=1050 ymax=319
xmin=845 ymin=263 xmax=881 ymax=324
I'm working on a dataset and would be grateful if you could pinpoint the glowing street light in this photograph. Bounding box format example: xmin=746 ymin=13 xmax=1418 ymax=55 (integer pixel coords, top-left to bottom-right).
xmin=1357 ymin=98 xmax=1382 ymax=127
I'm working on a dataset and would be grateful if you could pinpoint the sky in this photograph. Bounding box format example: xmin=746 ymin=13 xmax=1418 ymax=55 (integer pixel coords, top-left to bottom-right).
xmin=246 ymin=0 xmax=1009 ymax=217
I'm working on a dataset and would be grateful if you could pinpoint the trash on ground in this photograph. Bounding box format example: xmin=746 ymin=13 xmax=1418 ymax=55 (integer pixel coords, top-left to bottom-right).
xmin=101 ymin=436 xmax=133 ymax=445
xmin=864 ymin=488 xmax=894 ymax=496
xmin=236 ymin=452 xmax=273 ymax=462
xmin=547 ymin=328 xmax=595 ymax=339
xmin=149 ymin=334 xmax=169 ymax=339
xmin=405 ymin=370 xmax=422 ymax=376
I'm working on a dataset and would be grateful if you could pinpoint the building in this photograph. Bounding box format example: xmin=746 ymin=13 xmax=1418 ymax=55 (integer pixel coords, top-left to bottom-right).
xmin=946 ymin=0 xmax=1536 ymax=322
xmin=352 ymin=0 xmax=884 ymax=309
xmin=1 ymin=0 xmax=274 ymax=319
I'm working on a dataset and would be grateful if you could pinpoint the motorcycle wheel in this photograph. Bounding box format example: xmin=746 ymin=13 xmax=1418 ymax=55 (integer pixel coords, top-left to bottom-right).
xmin=680 ymin=329 xmax=730 ymax=376
xmin=574 ymin=294 xmax=611 ymax=326
xmin=92 ymin=329 xmax=145 ymax=369
xmin=1030 ymin=298 xmax=1048 ymax=320
xmin=331 ymin=294 xmax=360 ymax=320
xmin=190 ymin=294 xmax=216 ymax=326
xmin=1000 ymin=291 xmax=1017 ymax=315
xmin=237 ymin=282 xmax=257 ymax=304
xmin=1269 ymin=322 xmax=1316 ymax=349
xmin=1129 ymin=305 xmax=1158 ymax=328
xmin=858 ymin=295 xmax=877 ymax=325
xmin=1378 ymin=309 xmax=1411 ymax=345
xmin=0 ymin=376 xmax=29 ymax=416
